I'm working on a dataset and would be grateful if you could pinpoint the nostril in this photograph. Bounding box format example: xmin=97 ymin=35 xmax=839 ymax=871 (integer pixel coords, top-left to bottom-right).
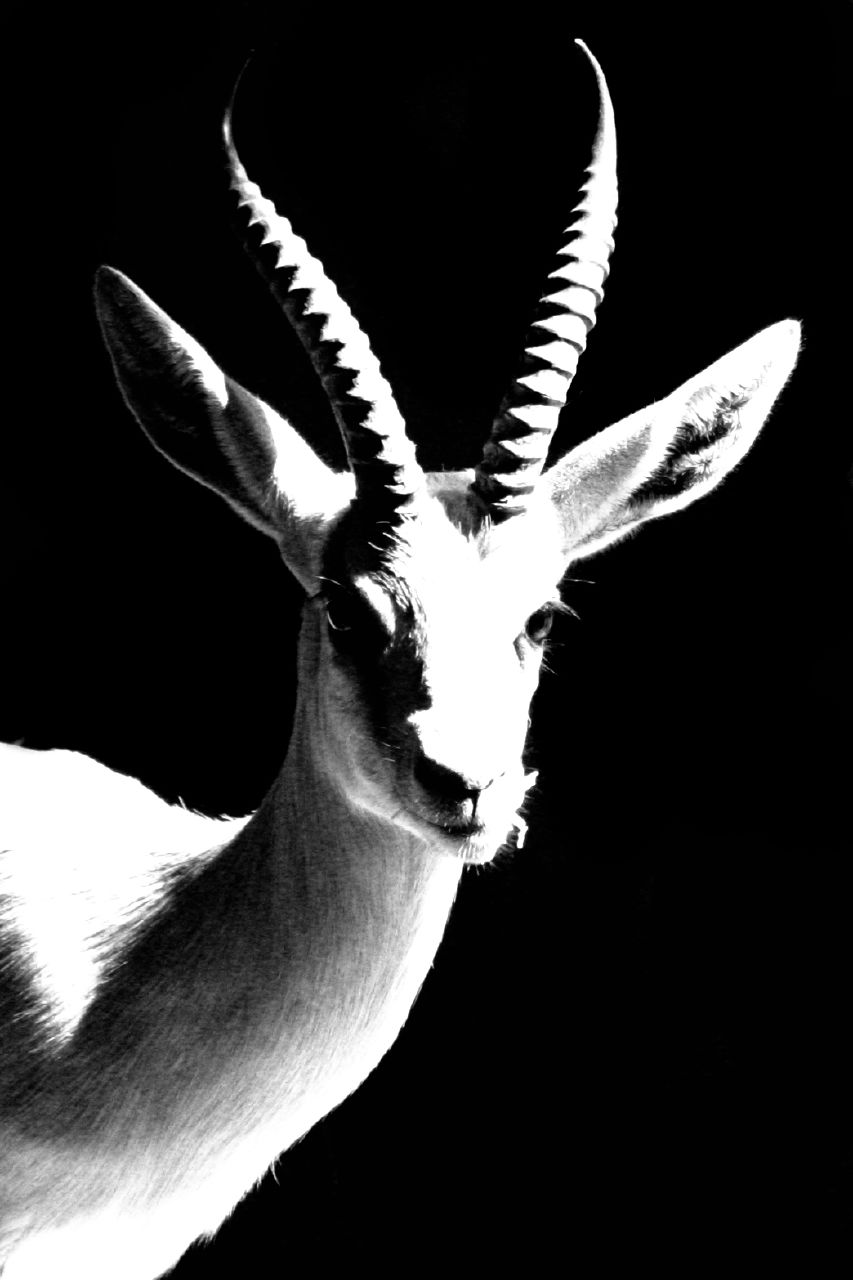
xmin=413 ymin=753 xmax=480 ymax=804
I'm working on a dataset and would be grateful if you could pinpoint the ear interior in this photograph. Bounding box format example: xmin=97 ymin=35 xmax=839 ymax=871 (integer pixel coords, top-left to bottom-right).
xmin=95 ymin=266 xmax=352 ymax=591
xmin=544 ymin=320 xmax=801 ymax=560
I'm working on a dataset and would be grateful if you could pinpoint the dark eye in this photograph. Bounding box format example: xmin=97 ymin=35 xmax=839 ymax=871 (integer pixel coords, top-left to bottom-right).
xmin=325 ymin=589 xmax=358 ymax=636
xmin=324 ymin=586 xmax=388 ymax=654
xmin=524 ymin=605 xmax=555 ymax=645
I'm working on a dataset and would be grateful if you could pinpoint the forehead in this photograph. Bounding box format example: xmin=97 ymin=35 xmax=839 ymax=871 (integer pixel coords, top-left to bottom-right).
xmin=360 ymin=490 xmax=564 ymax=627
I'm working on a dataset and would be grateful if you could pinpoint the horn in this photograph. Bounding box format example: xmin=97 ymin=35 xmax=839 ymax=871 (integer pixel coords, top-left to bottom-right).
xmin=472 ymin=39 xmax=618 ymax=521
xmin=223 ymin=75 xmax=425 ymax=519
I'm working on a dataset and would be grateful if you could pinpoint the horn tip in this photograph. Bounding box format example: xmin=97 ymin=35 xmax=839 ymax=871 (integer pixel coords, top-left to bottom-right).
xmin=573 ymin=38 xmax=598 ymax=66
xmin=223 ymin=53 xmax=256 ymax=149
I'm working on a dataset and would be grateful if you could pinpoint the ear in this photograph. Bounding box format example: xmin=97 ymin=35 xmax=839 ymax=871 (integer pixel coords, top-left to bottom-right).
xmin=94 ymin=266 xmax=353 ymax=592
xmin=543 ymin=320 xmax=801 ymax=561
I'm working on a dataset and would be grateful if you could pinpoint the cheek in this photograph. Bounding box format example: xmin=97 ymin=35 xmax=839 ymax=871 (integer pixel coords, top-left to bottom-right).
xmin=317 ymin=657 xmax=371 ymax=754
xmin=319 ymin=652 xmax=408 ymax=793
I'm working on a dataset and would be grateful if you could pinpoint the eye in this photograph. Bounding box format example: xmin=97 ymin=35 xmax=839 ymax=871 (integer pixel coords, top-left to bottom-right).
xmin=524 ymin=605 xmax=555 ymax=646
xmin=325 ymin=588 xmax=358 ymax=635
xmin=323 ymin=585 xmax=389 ymax=654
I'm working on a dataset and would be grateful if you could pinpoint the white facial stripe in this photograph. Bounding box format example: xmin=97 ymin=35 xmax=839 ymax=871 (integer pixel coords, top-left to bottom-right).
xmin=356 ymin=575 xmax=400 ymax=637
xmin=378 ymin=495 xmax=564 ymax=648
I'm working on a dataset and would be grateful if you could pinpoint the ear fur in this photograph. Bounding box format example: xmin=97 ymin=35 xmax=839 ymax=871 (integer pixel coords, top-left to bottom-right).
xmin=94 ymin=266 xmax=352 ymax=591
xmin=544 ymin=320 xmax=801 ymax=560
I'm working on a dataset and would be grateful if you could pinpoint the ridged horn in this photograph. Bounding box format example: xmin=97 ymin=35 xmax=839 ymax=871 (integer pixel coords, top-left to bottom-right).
xmin=472 ymin=39 xmax=618 ymax=521
xmin=223 ymin=81 xmax=425 ymax=519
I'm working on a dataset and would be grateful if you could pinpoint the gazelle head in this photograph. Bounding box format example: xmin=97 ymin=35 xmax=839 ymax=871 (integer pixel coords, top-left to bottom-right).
xmin=94 ymin=42 xmax=800 ymax=864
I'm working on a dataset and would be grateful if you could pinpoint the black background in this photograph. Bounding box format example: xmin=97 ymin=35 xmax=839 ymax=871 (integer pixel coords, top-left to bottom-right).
xmin=2 ymin=0 xmax=851 ymax=1268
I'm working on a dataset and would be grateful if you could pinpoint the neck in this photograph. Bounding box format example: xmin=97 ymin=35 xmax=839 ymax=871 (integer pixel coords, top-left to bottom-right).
xmin=176 ymin=688 xmax=464 ymax=1161
xmin=251 ymin=687 xmax=464 ymax=1089
xmin=45 ymin=672 xmax=460 ymax=1156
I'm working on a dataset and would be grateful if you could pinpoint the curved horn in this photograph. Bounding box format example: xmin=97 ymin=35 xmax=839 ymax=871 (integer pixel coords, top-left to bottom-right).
xmin=472 ymin=39 xmax=618 ymax=521
xmin=223 ymin=83 xmax=425 ymax=519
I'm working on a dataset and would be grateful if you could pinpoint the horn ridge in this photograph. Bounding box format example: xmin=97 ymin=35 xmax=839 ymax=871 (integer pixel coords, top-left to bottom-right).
xmin=222 ymin=102 xmax=424 ymax=518
xmin=472 ymin=39 xmax=618 ymax=521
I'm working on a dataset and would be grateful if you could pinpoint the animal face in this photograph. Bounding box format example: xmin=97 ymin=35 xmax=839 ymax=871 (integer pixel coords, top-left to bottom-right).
xmin=302 ymin=483 xmax=565 ymax=861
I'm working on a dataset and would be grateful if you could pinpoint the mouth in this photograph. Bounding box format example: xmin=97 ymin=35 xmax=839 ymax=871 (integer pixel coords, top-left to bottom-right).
xmin=408 ymin=805 xmax=507 ymax=863
xmin=432 ymin=811 xmax=486 ymax=837
xmin=390 ymin=768 xmax=537 ymax=863
xmin=428 ymin=819 xmax=494 ymax=863
xmin=432 ymin=817 xmax=489 ymax=848
xmin=409 ymin=793 xmax=486 ymax=837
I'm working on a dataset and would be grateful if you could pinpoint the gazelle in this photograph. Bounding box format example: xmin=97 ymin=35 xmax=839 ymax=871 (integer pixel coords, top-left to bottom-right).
xmin=0 ymin=39 xmax=799 ymax=1280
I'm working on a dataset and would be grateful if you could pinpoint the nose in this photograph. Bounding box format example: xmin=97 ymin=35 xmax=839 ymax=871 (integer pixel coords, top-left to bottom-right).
xmin=412 ymin=753 xmax=484 ymax=805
